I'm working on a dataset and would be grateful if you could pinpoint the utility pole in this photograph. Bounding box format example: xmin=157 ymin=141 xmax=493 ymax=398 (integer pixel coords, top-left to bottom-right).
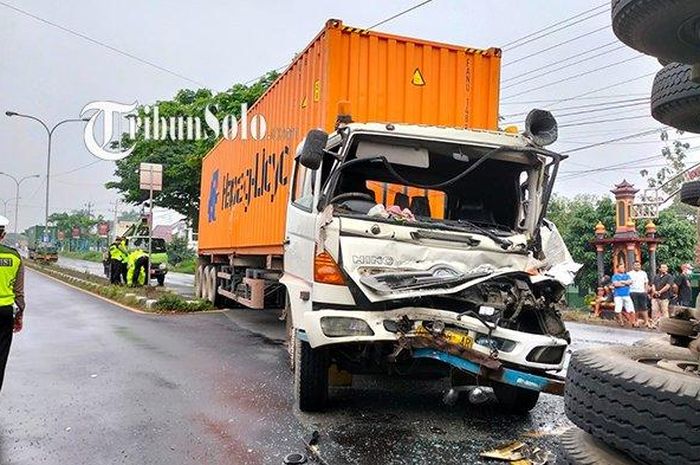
xmin=111 ymin=199 xmax=120 ymax=242
xmin=85 ymin=201 xmax=94 ymax=218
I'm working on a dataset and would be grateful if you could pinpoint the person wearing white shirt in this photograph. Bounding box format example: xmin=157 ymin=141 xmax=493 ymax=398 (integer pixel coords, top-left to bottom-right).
xmin=628 ymin=261 xmax=650 ymax=328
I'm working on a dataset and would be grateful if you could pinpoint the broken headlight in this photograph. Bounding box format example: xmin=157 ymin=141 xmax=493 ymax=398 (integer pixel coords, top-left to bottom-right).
xmin=320 ymin=317 xmax=374 ymax=337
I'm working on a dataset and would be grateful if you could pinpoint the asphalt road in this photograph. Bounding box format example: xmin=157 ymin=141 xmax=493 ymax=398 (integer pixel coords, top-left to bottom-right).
xmin=57 ymin=256 xmax=195 ymax=298
xmin=0 ymin=270 xmax=650 ymax=465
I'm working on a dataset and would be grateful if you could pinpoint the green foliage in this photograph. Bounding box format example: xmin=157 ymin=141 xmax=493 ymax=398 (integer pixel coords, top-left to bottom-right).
xmin=166 ymin=235 xmax=194 ymax=265
xmin=172 ymin=257 xmax=196 ymax=274
xmin=640 ymin=130 xmax=690 ymax=195
xmin=61 ymin=250 xmax=104 ymax=262
xmin=153 ymin=294 xmax=213 ymax=312
xmin=655 ymin=207 xmax=697 ymax=273
xmin=106 ymin=72 xmax=279 ymax=229
xmin=548 ymin=194 xmax=615 ymax=291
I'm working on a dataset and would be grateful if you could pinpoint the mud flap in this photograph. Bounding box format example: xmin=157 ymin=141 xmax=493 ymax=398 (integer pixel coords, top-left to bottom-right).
xmin=412 ymin=348 xmax=565 ymax=395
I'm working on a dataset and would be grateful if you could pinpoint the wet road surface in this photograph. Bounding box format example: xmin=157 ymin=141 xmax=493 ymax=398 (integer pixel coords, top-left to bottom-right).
xmin=1 ymin=270 xmax=650 ymax=465
xmin=57 ymin=256 xmax=195 ymax=298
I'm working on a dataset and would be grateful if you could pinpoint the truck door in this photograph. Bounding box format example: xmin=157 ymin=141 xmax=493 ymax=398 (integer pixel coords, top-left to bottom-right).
xmin=284 ymin=156 xmax=318 ymax=288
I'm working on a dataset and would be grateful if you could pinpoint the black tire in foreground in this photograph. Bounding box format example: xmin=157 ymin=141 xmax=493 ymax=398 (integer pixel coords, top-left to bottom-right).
xmin=652 ymin=62 xmax=700 ymax=133
xmin=680 ymin=180 xmax=700 ymax=206
xmin=294 ymin=337 xmax=329 ymax=412
xmin=612 ymin=0 xmax=700 ymax=65
xmin=565 ymin=344 xmax=700 ymax=465
xmin=492 ymin=382 xmax=540 ymax=414
xmin=557 ymin=427 xmax=638 ymax=465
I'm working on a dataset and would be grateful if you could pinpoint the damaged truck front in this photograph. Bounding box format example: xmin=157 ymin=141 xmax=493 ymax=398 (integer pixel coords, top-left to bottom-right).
xmin=282 ymin=117 xmax=579 ymax=413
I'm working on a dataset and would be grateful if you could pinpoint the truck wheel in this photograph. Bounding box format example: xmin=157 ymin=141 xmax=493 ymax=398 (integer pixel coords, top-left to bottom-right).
xmin=651 ymin=63 xmax=700 ymax=133
xmin=294 ymin=336 xmax=329 ymax=412
xmin=207 ymin=266 xmax=217 ymax=304
xmin=557 ymin=427 xmax=638 ymax=465
xmin=612 ymin=0 xmax=700 ymax=65
xmin=565 ymin=344 xmax=700 ymax=465
xmin=285 ymin=297 xmax=295 ymax=372
xmin=680 ymin=180 xmax=700 ymax=206
xmin=659 ymin=316 xmax=696 ymax=337
xmin=492 ymin=382 xmax=539 ymax=414
xmin=194 ymin=266 xmax=203 ymax=299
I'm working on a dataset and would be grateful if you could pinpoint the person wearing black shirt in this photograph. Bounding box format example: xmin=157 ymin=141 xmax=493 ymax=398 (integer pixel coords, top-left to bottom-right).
xmin=674 ymin=263 xmax=693 ymax=307
xmin=651 ymin=264 xmax=673 ymax=323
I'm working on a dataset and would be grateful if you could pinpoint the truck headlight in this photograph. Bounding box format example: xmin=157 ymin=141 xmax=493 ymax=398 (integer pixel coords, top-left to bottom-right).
xmin=320 ymin=317 xmax=374 ymax=337
xmin=158 ymin=263 xmax=168 ymax=271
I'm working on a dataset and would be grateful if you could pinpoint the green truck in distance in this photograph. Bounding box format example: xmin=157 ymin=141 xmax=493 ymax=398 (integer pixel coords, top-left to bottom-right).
xmin=26 ymin=225 xmax=59 ymax=262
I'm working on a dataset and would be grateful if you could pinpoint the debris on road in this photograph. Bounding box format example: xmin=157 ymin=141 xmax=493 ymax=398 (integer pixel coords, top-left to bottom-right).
xmin=480 ymin=441 xmax=552 ymax=464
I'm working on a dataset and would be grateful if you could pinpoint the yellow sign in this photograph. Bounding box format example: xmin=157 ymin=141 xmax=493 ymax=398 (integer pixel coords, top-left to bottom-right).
xmin=313 ymin=80 xmax=321 ymax=102
xmin=301 ymin=96 xmax=308 ymax=108
xmin=412 ymin=68 xmax=426 ymax=86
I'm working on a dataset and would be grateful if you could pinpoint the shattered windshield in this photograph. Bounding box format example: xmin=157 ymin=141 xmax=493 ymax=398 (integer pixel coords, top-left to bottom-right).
xmin=325 ymin=134 xmax=545 ymax=235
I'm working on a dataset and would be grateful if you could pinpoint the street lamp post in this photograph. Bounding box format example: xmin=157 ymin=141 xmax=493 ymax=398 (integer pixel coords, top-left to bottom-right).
xmin=0 ymin=197 xmax=18 ymax=218
xmin=0 ymin=173 xmax=40 ymax=234
xmin=4 ymin=111 xmax=88 ymax=238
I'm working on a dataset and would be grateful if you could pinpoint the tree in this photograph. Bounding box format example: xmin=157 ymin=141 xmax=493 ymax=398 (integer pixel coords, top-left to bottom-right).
xmin=640 ymin=130 xmax=690 ymax=195
xmin=547 ymin=194 xmax=615 ymax=291
xmin=106 ymin=71 xmax=279 ymax=230
xmin=166 ymin=234 xmax=194 ymax=265
xmin=655 ymin=207 xmax=697 ymax=273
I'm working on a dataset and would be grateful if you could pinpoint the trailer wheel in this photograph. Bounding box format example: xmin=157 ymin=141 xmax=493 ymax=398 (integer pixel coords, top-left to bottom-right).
xmin=680 ymin=180 xmax=700 ymax=206
xmin=557 ymin=427 xmax=638 ymax=465
xmin=199 ymin=266 xmax=209 ymax=301
xmin=565 ymin=344 xmax=700 ymax=465
xmin=492 ymin=382 xmax=540 ymax=414
xmin=194 ymin=266 xmax=203 ymax=299
xmin=651 ymin=63 xmax=700 ymax=133
xmin=612 ymin=0 xmax=700 ymax=65
xmin=294 ymin=336 xmax=329 ymax=412
xmin=207 ymin=266 xmax=218 ymax=304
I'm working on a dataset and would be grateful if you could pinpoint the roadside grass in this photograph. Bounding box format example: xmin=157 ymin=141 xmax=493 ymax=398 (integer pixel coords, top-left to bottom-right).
xmin=27 ymin=261 xmax=213 ymax=313
xmin=172 ymin=257 xmax=195 ymax=274
xmin=60 ymin=250 xmax=104 ymax=262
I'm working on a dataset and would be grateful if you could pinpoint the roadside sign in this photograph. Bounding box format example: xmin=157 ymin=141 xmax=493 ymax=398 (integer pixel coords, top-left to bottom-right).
xmin=139 ymin=163 xmax=163 ymax=191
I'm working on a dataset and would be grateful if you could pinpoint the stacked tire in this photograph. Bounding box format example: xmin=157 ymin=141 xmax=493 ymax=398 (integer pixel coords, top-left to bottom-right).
xmin=559 ymin=339 xmax=700 ymax=464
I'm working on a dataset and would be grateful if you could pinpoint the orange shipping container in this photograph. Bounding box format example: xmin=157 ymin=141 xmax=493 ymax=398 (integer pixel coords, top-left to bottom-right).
xmin=198 ymin=19 xmax=501 ymax=255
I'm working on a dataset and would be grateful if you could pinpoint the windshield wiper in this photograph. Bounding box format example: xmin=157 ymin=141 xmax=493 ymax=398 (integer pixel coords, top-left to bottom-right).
xmin=448 ymin=219 xmax=513 ymax=250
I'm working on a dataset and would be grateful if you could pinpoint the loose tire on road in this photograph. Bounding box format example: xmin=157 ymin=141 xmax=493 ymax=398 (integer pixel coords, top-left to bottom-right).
xmin=557 ymin=427 xmax=638 ymax=465
xmin=659 ymin=316 xmax=696 ymax=337
xmin=612 ymin=0 xmax=700 ymax=65
xmin=565 ymin=344 xmax=700 ymax=465
xmin=651 ymin=62 xmax=700 ymax=133
xmin=294 ymin=336 xmax=329 ymax=412
xmin=680 ymin=180 xmax=700 ymax=206
xmin=492 ymin=382 xmax=540 ymax=414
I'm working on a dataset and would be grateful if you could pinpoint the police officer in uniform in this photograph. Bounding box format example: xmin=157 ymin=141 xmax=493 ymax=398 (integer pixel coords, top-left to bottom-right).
xmin=0 ymin=215 xmax=25 ymax=391
xmin=108 ymin=236 xmax=127 ymax=285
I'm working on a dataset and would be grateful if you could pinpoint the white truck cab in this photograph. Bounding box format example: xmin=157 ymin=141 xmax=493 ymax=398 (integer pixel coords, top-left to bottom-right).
xmin=280 ymin=114 xmax=579 ymax=412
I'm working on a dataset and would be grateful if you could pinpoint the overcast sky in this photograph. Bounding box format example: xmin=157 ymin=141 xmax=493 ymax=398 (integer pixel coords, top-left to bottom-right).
xmin=0 ymin=0 xmax=688 ymax=230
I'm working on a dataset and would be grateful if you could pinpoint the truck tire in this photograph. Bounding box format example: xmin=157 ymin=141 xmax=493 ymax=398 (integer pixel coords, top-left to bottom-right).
xmin=202 ymin=266 xmax=213 ymax=301
xmin=294 ymin=336 xmax=329 ymax=412
xmin=612 ymin=0 xmax=700 ymax=65
xmin=651 ymin=62 xmax=700 ymax=133
xmin=207 ymin=266 xmax=217 ymax=304
xmin=659 ymin=316 xmax=696 ymax=337
xmin=285 ymin=297 xmax=295 ymax=372
xmin=194 ymin=266 xmax=203 ymax=299
xmin=557 ymin=427 xmax=638 ymax=465
xmin=492 ymin=381 xmax=540 ymax=414
xmin=565 ymin=344 xmax=700 ymax=465
xmin=680 ymin=180 xmax=700 ymax=206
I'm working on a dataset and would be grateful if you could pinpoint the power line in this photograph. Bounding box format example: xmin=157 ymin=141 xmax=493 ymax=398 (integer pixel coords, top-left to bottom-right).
xmin=559 ymin=114 xmax=651 ymax=128
xmin=502 ymin=55 xmax=645 ymax=101
xmin=367 ymin=0 xmax=434 ymax=30
xmin=560 ymin=129 xmax=664 ymax=154
xmin=503 ymin=6 xmax=610 ymax=51
xmin=547 ymin=72 xmax=656 ymax=109
xmin=503 ymin=25 xmax=609 ymax=68
xmin=501 ymin=93 xmax=648 ymax=105
xmin=0 ymin=0 xmax=207 ymax=87
xmin=501 ymin=40 xmax=625 ymax=83
xmin=502 ymin=2 xmax=608 ymax=48
xmin=501 ymin=97 xmax=648 ymax=119
xmin=54 ymin=160 xmax=105 ymax=177
xmin=502 ymin=43 xmax=624 ymax=89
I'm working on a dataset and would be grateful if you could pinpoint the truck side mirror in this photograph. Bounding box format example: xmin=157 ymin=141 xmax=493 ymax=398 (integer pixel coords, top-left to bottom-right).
xmin=299 ymin=129 xmax=328 ymax=170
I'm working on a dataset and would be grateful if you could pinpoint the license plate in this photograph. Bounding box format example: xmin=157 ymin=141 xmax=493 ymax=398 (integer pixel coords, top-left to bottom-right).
xmin=415 ymin=324 xmax=474 ymax=350
xmin=443 ymin=328 xmax=474 ymax=350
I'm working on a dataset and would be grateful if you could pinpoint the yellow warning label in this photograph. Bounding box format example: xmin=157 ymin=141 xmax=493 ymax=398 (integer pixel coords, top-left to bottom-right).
xmin=301 ymin=96 xmax=308 ymax=108
xmin=313 ymin=80 xmax=321 ymax=102
xmin=412 ymin=68 xmax=426 ymax=86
